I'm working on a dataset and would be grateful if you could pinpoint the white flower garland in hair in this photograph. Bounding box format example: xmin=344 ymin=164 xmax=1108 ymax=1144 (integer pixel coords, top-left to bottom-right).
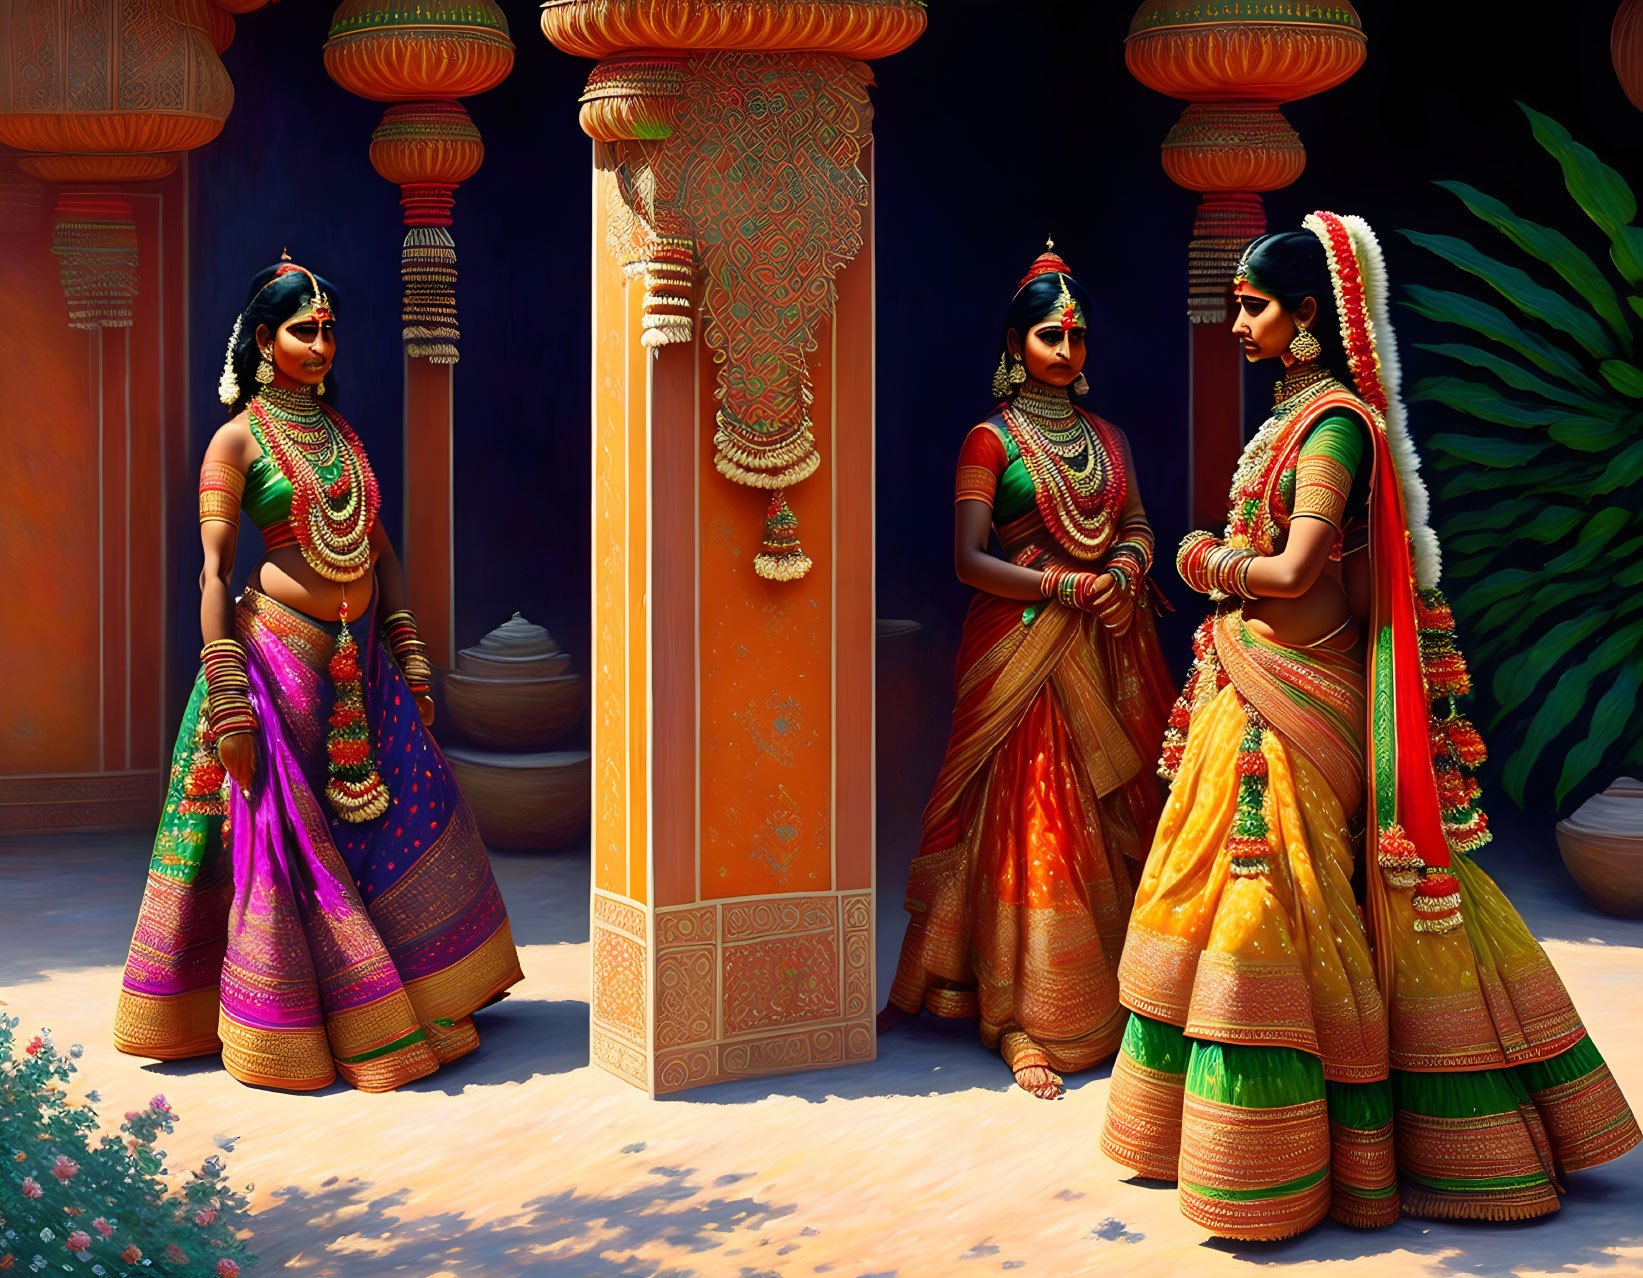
xmin=217 ymin=313 xmax=244 ymax=407
xmin=1303 ymin=211 xmax=1442 ymax=589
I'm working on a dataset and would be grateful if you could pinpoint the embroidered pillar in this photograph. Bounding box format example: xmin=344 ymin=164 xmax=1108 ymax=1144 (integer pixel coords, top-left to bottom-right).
xmin=541 ymin=0 xmax=925 ymax=1094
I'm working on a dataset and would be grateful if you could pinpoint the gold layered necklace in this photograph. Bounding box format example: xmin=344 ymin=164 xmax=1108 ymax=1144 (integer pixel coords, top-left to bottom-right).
xmin=1003 ymin=380 xmax=1125 ymax=559
xmin=251 ymin=386 xmax=380 ymax=581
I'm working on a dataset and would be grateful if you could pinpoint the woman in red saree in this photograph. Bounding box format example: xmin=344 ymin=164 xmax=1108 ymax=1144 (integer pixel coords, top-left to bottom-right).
xmin=879 ymin=245 xmax=1176 ymax=1098
xmin=1100 ymin=213 xmax=1638 ymax=1238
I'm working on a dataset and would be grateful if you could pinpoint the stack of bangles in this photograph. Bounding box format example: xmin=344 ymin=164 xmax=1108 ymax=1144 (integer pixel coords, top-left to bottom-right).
xmin=380 ymin=610 xmax=432 ymax=697
xmin=201 ymin=638 xmax=258 ymax=741
xmin=1177 ymin=530 xmax=1259 ymax=600
xmin=1039 ymin=563 xmax=1130 ymax=628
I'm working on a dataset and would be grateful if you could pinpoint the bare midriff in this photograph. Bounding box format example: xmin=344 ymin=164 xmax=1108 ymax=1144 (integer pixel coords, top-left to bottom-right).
xmin=1244 ymin=531 xmax=1362 ymax=652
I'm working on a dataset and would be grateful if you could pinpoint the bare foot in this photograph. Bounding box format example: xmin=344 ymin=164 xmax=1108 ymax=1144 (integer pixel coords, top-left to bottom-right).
xmin=1013 ymin=1065 xmax=1063 ymax=1099
xmin=875 ymin=1004 xmax=906 ymax=1035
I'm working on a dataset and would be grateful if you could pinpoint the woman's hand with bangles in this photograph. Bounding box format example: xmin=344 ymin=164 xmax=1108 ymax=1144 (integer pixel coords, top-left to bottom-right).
xmin=218 ymin=731 xmax=256 ymax=801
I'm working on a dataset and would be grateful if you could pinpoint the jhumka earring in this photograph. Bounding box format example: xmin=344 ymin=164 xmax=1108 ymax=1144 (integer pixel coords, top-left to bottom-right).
xmin=1007 ymin=356 xmax=1027 ymax=387
xmin=991 ymin=353 xmax=1011 ymax=400
xmin=1071 ymin=373 xmax=1089 ymax=396
xmin=316 ymin=379 xmax=327 ymax=396
xmin=1288 ymin=321 xmax=1322 ymax=363
xmin=255 ymin=349 xmax=275 ymax=385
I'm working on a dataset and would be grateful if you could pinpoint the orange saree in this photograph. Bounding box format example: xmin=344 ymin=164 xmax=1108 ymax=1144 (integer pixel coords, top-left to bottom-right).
xmin=886 ymin=408 xmax=1175 ymax=1076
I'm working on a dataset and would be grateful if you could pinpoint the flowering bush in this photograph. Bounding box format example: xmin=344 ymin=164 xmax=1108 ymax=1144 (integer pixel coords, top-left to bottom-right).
xmin=0 ymin=1016 xmax=255 ymax=1277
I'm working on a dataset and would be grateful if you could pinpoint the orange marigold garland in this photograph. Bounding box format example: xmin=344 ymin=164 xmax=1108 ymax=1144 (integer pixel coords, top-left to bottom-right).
xmin=1377 ymin=823 xmax=1422 ymax=889
xmin=323 ymin=600 xmax=390 ymax=823
xmin=1412 ymin=871 xmax=1463 ymax=934
xmin=1225 ymin=705 xmax=1272 ymax=878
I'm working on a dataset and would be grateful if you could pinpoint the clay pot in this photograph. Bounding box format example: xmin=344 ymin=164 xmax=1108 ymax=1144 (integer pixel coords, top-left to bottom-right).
xmin=443 ymin=614 xmax=585 ymax=748
xmin=443 ymin=672 xmax=586 ymax=749
xmin=1556 ymin=777 xmax=1643 ymax=917
xmin=444 ymin=747 xmax=590 ymax=850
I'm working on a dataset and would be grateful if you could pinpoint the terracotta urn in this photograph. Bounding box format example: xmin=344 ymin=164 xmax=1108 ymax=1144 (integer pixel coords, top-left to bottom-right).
xmin=443 ymin=747 xmax=591 ymax=850
xmin=1556 ymin=777 xmax=1643 ymax=916
xmin=443 ymin=614 xmax=586 ymax=749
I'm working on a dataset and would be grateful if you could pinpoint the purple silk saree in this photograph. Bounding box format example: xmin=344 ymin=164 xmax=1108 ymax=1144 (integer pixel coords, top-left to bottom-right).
xmin=115 ymin=587 xmax=523 ymax=1091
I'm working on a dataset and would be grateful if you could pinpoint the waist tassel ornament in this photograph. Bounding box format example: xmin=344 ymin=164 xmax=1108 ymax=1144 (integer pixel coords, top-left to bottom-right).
xmin=324 ymin=596 xmax=390 ymax=823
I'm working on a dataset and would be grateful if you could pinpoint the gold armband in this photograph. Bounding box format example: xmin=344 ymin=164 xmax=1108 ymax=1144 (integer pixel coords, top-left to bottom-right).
xmin=1291 ymin=453 xmax=1353 ymax=529
xmin=199 ymin=461 xmax=246 ymax=527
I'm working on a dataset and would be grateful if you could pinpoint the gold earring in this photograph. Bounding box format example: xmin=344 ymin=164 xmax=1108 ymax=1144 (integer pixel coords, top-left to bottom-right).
xmin=1072 ymin=372 xmax=1089 ymax=396
xmin=316 ymin=379 xmax=327 ymax=396
xmin=991 ymin=353 xmax=1011 ymax=400
xmin=1007 ymin=356 xmax=1027 ymax=387
xmin=1288 ymin=322 xmax=1322 ymax=362
xmin=255 ymin=350 xmax=275 ymax=384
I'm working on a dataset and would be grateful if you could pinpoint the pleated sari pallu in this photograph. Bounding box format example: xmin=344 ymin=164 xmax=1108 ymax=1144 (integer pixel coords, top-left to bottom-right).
xmin=115 ymin=587 xmax=524 ymax=1092
xmin=1102 ymin=613 xmax=1398 ymax=1240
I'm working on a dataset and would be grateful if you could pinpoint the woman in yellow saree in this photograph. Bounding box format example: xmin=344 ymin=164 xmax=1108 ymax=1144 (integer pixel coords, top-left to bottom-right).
xmin=879 ymin=245 xmax=1176 ymax=1098
xmin=1100 ymin=212 xmax=1638 ymax=1239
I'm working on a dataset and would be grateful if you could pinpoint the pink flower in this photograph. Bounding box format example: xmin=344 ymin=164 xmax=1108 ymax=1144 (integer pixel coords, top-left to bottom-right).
xmin=120 ymin=1246 xmax=142 ymax=1265
xmin=23 ymin=1037 xmax=41 ymax=1056
xmin=216 ymin=1261 xmax=240 ymax=1278
xmin=91 ymin=1219 xmax=112 ymax=1239
xmin=194 ymin=1209 xmax=216 ymax=1226
xmin=49 ymin=1156 xmax=77 ymax=1182
xmin=64 ymin=1233 xmax=90 ymax=1255
xmin=20 ymin=1178 xmax=41 ymax=1199
xmin=166 ymin=1244 xmax=188 ymax=1264
xmin=149 ymin=1094 xmax=172 ymax=1114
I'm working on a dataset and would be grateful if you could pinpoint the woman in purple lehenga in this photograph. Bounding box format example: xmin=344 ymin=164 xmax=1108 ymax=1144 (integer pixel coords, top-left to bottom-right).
xmin=114 ymin=257 xmax=523 ymax=1092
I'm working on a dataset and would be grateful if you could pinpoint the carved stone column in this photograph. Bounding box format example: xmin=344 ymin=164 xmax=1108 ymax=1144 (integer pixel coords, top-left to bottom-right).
xmin=541 ymin=0 xmax=924 ymax=1093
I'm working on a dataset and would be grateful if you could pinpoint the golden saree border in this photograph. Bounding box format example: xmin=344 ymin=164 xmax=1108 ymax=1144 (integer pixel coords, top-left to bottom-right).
xmin=112 ymin=987 xmax=222 ymax=1060
xmin=1185 ymin=950 xmax=1319 ymax=1057
xmin=922 ymin=984 xmax=980 ymax=1018
xmin=1399 ymin=1180 xmax=1560 ymax=1223
xmin=1048 ymin=627 xmax=1143 ymax=798
xmin=1531 ymin=1062 xmax=1643 ymax=1173
xmin=1101 ymin=1050 xmax=1184 ymax=1180
xmin=1394 ymin=1106 xmax=1555 ymax=1186
xmin=1328 ymin=1120 xmax=1399 ymax=1229
xmin=236 ymin=585 xmax=334 ymax=669
xmin=218 ymin=1010 xmax=337 ymax=1092
xmin=426 ymin=1015 xmax=482 ymax=1065
xmin=1178 ymin=1095 xmax=1332 ymax=1241
xmin=401 ymin=919 xmax=526 ymax=1023
xmin=1180 ymin=1094 xmax=1330 ymax=1189
xmin=1117 ymin=924 xmax=1202 ymax=1026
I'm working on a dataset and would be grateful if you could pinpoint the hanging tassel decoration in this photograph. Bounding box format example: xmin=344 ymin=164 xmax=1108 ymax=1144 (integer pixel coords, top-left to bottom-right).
xmin=324 ymin=600 xmax=391 ymax=823
xmin=753 ymin=490 xmax=813 ymax=582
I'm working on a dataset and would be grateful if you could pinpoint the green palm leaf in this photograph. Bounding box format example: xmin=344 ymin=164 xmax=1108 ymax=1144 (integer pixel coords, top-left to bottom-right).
xmin=1436 ymin=179 xmax=1632 ymax=345
xmin=1401 ymin=231 xmax=1616 ymax=359
xmin=1403 ymin=285 xmax=1603 ymax=392
xmin=1521 ymin=104 xmax=1643 ymax=284
xmin=1414 ymin=342 xmax=1614 ymax=413
xmin=1409 ymin=376 xmax=1570 ymax=428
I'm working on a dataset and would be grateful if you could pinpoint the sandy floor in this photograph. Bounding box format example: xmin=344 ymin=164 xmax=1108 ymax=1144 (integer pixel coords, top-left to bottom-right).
xmin=1 ymin=822 xmax=1639 ymax=1278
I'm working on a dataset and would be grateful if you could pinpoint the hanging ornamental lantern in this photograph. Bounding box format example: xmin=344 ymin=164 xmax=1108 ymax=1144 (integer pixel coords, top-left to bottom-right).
xmin=0 ymin=0 xmax=234 ymax=183
xmin=548 ymin=0 xmax=927 ymax=579
xmin=0 ymin=166 xmax=44 ymax=236
xmin=1615 ymin=0 xmax=1643 ymax=111
xmin=177 ymin=0 xmax=236 ymax=56
xmin=1126 ymin=2 xmax=1365 ymax=323
xmin=324 ymin=0 xmax=515 ymax=363
xmin=51 ymin=195 xmax=139 ymax=329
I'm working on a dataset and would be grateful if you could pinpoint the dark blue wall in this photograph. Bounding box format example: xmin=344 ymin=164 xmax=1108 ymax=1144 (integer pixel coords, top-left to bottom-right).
xmin=187 ymin=1 xmax=1630 ymax=870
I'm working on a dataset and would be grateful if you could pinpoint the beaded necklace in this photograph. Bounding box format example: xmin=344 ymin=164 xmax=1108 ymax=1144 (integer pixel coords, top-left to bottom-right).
xmin=250 ymin=386 xmax=380 ymax=582
xmin=1225 ymin=365 xmax=1346 ymax=553
xmin=1003 ymin=381 xmax=1126 ymax=560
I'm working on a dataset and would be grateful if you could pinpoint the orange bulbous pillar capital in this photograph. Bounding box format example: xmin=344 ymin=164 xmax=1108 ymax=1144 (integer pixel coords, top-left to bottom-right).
xmin=1125 ymin=1 xmax=1366 ymax=529
xmin=542 ymin=0 xmax=926 ymax=1094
